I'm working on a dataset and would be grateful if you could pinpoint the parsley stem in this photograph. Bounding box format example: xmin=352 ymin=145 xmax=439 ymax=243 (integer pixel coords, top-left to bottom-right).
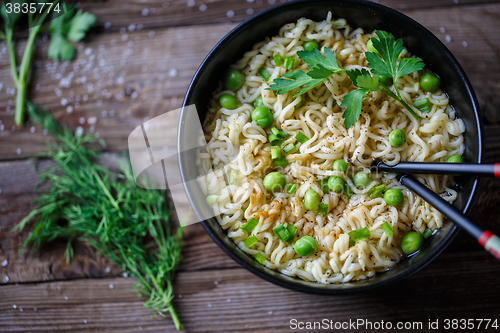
xmin=13 ymin=0 xmax=61 ymax=125
xmin=379 ymin=81 xmax=420 ymax=120
xmin=6 ymin=27 xmax=19 ymax=85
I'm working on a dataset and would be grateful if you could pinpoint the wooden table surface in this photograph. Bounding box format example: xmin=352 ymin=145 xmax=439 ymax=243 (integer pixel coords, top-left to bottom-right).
xmin=1 ymin=0 xmax=500 ymax=332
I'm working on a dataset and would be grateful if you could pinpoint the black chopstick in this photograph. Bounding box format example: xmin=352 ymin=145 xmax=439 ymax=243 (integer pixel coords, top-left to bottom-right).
xmin=376 ymin=161 xmax=500 ymax=177
xmin=398 ymin=174 xmax=500 ymax=260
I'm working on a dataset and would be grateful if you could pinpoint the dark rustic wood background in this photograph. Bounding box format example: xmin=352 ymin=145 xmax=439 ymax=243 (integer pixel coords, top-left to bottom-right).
xmin=1 ymin=0 xmax=500 ymax=332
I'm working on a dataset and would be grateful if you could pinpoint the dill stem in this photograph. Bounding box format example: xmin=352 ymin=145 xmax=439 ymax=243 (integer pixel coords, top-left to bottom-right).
xmin=168 ymin=303 xmax=182 ymax=331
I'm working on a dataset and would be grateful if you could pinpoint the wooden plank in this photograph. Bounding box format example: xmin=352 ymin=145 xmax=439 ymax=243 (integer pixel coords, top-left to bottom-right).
xmin=78 ymin=0 xmax=500 ymax=32
xmin=0 ymin=251 xmax=499 ymax=333
xmin=1 ymin=4 xmax=499 ymax=160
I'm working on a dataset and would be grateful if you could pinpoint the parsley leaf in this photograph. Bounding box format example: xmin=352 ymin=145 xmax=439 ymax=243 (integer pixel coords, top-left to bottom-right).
xmin=268 ymin=48 xmax=345 ymax=97
xmin=48 ymin=6 xmax=95 ymax=61
xmin=269 ymin=70 xmax=324 ymax=97
xmin=366 ymin=30 xmax=424 ymax=82
xmin=48 ymin=32 xmax=75 ymax=61
xmin=67 ymin=10 xmax=96 ymax=42
xmin=340 ymin=30 xmax=426 ymax=129
xmin=340 ymin=88 xmax=369 ymax=129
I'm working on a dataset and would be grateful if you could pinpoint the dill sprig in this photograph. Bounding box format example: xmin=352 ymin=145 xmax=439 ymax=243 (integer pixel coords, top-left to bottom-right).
xmin=13 ymin=103 xmax=184 ymax=330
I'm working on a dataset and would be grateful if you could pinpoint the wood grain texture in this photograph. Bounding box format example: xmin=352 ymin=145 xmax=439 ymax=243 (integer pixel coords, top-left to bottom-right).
xmin=78 ymin=0 xmax=500 ymax=32
xmin=0 ymin=4 xmax=499 ymax=160
xmin=0 ymin=251 xmax=499 ymax=333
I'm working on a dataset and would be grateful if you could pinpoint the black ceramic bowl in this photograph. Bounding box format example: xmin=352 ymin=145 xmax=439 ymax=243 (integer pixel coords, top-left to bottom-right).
xmin=179 ymin=0 xmax=483 ymax=294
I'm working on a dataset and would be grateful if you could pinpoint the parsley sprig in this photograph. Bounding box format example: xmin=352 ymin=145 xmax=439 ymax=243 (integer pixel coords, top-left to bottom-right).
xmin=13 ymin=103 xmax=184 ymax=330
xmin=0 ymin=1 xmax=95 ymax=125
xmin=268 ymin=48 xmax=346 ymax=97
xmin=341 ymin=30 xmax=425 ymax=129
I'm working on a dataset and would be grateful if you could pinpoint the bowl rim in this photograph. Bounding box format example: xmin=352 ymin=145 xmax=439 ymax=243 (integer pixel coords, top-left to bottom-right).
xmin=179 ymin=0 xmax=484 ymax=294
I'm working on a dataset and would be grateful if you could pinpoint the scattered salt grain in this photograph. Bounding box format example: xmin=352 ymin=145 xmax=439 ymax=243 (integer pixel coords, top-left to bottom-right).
xmin=12 ymin=304 xmax=17 ymax=309
xmin=247 ymin=0 xmax=254 ymax=2
xmin=246 ymin=8 xmax=254 ymax=15
xmin=142 ymin=8 xmax=150 ymax=16
xmin=30 ymin=126 xmax=36 ymax=133
xmin=208 ymin=303 xmax=212 ymax=308
xmin=84 ymin=320 xmax=88 ymax=324
xmin=148 ymin=31 xmax=155 ymax=38
xmin=227 ymin=298 xmax=231 ymax=302
xmin=439 ymin=27 xmax=446 ymax=33
xmin=43 ymin=129 xmax=48 ymax=135
xmin=16 ymin=148 xmax=22 ymax=155
xmin=445 ymin=35 xmax=451 ymax=43
xmin=79 ymin=117 xmax=86 ymax=125
xmin=33 ymin=308 xmax=37 ymax=312
xmin=141 ymin=65 xmax=148 ymax=73
xmin=11 ymin=126 xmax=15 ymax=132
xmin=199 ymin=4 xmax=207 ymax=11
xmin=0 ymin=125 xmax=4 ymax=131
xmin=67 ymin=106 xmax=74 ymax=113
xmin=87 ymin=117 xmax=98 ymax=125
xmin=214 ymin=281 xmax=219 ymax=285
xmin=109 ymin=110 xmax=116 ymax=117
xmin=122 ymin=34 xmax=129 ymax=41
xmin=95 ymin=132 xmax=101 ymax=139
xmin=64 ymin=296 xmax=69 ymax=300
xmin=61 ymin=98 xmax=68 ymax=106
xmin=462 ymin=41 xmax=468 ymax=47
xmin=137 ymin=24 xmax=144 ymax=31
xmin=104 ymin=22 xmax=112 ymax=29
xmin=2 ymin=260 xmax=7 ymax=266
xmin=169 ymin=68 xmax=178 ymax=78
xmin=75 ymin=127 xmax=84 ymax=137
xmin=226 ymin=10 xmax=235 ymax=18
xmin=131 ymin=91 xmax=139 ymax=99
xmin=19 ymin=308 xmax=23 ymax=312
xmin=120 ymin=27 xmax=126 ymax=34
xmin=178 ymin=294 xmax=183 ymax=298
xmin=57 ymin=286 xmax=61 ymax=290
xmin=109 ymin=284 xmax=114 ymax=289
xmin=268 ymin=311 xmax=273 ymax=315
xmin=84 ymin=48 xmax=93 ymax=56
xmin=123 ymin=272 xmax=129 ymax=278
xmin=35 ymin=84 xmax=41 ymax=91
xmin=128 ymin=24 xmax=136 ymax=32
xmin=187 ymin=0 xmax=195 ymax=7
xmin=163 ymin=1 xmax=170 ymax=7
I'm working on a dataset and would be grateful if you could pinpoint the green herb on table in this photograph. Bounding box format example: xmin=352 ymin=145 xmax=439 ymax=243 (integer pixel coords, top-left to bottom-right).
xmin=0 ymin=1 xmax=95 ymax=125
xmin=341 ymin=30 xmax=425 ymax=129
xmin=268 ymin=48 xmax=346 ymax=97
xmin=12 ymin=104 xmax=184 ymax=331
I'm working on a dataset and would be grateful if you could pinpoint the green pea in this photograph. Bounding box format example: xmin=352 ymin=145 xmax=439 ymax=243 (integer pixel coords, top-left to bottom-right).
xmin=332 ymin=159 xmax=348 ymax=173
xmin=388 ymin=129 xmax=406 ymax=148
xmin=304 ymin=189 xmax=319 ymax=211
xmin=263 ymin=172 xmax=286 ymax=192
xmin=224 ymin=69 xmax=246 ymax=91
xmin=420 ymin=72 xmax=441 ymax=93
xmin=384 ymin=189 xmax=404 ymax=207
xmin=251 ymin=106 xmax=274 ymax=128
xmin=254 ymin=95 xmax=264 ymax=108
xmin=367 ymin=39 xmax=379 ymax=54
xmin=328 ymin=176 xmax=345 ymax=193
xmin=401 ymin=231 xmax=424 ymax=254
xmin=447 ymin=155 xmax=464 ymax=163
xmin=219 ymin=94 xmax=238 ymax=110
xmin=294 ymin=235 xmax=317 ymax=256
xmin=378 ymin=75 xmax=393 ymax=86
xmin=303 ymin=40 xmax=319 ymax=52
xmin=353 ymin=172 xmax=370 ymax=189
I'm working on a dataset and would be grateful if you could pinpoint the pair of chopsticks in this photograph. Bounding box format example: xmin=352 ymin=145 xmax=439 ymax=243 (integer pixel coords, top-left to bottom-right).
xmin=376 ymin=161 xmax=500 ymax=260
